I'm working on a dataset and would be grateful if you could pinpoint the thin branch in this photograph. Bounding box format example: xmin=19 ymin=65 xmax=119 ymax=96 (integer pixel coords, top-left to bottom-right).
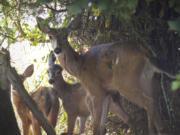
xmin=0 ymin=32 xmax=16 ymax=41
xmin=17 ymin=0 xmax=26 ymax=37
xmin=160 ymin=73 xmax=172 ymax=125
xmin=45 ymin=4 xmax=67 ymax=13
xmin=15 ymin=18 xmax=26 ymax=37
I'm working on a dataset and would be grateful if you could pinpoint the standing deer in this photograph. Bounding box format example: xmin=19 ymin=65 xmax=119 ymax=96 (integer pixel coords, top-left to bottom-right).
xmin=48 ymin=51 xmax=137 ymax=135
xmin=48 ymin=51 xmax=89 ymax=135
xmin=37 ymin=17 xmax=175 ymax=135
xmin=11 ymin=64 xmax=59 ymax=135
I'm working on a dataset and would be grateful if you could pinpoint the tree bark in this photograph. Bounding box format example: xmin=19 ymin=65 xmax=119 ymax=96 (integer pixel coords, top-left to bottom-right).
xmin=0 ymin=89 xmax=20 ymax=135
xmin=0 ymin=49 xmax=20 ymax=135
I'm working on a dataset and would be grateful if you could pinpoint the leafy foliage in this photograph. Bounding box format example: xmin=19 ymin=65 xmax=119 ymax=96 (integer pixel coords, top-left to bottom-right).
xmin=168 ymin=18 xmax=180 ymax=33
xmin=0 ymin=0 xmax=179 ymax=47
xmin=67 ymin=0 xmax=138 ymax=20
xmin=23 ymin=24 xmax=47 ymax=45
xmin=67 ymin=0 xmax=89 ymax=14
xmin=169 ymin=0 xmax=180 ymax=13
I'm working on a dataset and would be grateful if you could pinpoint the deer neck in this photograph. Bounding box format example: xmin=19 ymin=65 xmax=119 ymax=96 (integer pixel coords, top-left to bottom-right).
xmin=53 ymin=75 xmax=66 ymax=89
xmin=53 ymin=76 xmax=69 ymax=97
xmin=57 ymin=44 xmax=82 ymax=78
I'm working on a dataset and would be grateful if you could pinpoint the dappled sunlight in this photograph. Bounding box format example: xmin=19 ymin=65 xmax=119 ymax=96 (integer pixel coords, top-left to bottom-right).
xmin=8 ymin=40 xmax=92 ymax=135
xmin=9 ymin=40 xmax=52 ymax=92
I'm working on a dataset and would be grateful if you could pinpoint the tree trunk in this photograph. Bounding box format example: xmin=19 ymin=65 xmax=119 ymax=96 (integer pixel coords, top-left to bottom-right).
xmin=0 ymin=88 xmax=20 ymax=135
xmin=0 ymin=49 xmax=20 ymax=135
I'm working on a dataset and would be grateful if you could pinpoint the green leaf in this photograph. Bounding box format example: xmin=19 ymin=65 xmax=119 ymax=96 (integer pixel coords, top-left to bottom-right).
xmin=62 ymin=14 xmax=70 ymax=27
xmin=0 ymin=0 xmax=10 ymax=6
xmin=67 ymin=0 xmax=89 ymax=14
xmin=0 ymin=19 xmax=5 ymax=25
xmin=171 ymin=81 xmax=180 ymax=91
xmin=168 ymin=17 xmax=180 ymax=33
xmin=176 ymin=74 xmax=180 ymax=80
xmin=33 ymin=59 xmax=37 ymax=63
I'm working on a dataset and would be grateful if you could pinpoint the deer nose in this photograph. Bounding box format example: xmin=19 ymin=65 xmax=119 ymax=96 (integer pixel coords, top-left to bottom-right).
xmin=49 ymin=79 xmax=55 ymax=84
xmin=54 ymin=48 xmax=61 ymax=54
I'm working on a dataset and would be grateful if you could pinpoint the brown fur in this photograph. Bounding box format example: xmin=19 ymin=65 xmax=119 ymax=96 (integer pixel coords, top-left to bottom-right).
xmin=11 ymin=64 xmax=59 ymax=135
xmin=37 ymin=17 xmax=174 ymax=135
xmin=48 ymin=52 xmax=136 ymax=135
xmin=49 ymin=65 xmax=89 ymax=135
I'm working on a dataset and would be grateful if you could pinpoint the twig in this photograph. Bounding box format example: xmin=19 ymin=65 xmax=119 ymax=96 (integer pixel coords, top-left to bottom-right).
xmin=160 ymin=73 xmax=172 ymax=125
xmin=45 ymin=4 xmax=67 ymax=13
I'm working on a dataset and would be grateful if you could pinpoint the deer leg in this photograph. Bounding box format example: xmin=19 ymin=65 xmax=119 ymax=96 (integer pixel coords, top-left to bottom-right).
xmin=67 ymin=114 xmax=76 ymax=134
xmin=147 ymin=111 xmax=156 ymax=135
xmin=92 ymin=94 xmax=111 ymax=135
xmin=61 ymin=114 xmax=76 ymax=135
xmin=151 ymin=105 xmax=168 ymax=135
xmin=31 ymin=117 xmax=41 ymax=135
xmin=143 ymin=82 xmax=168 ymax=135
xmin=86 ymin=95 xmax=93 ymax=116
xmin=47 ymin=98 xmax=60 ymax=128
xmin=78 ymin=116 xmax=87 ymax=134
xmin=22 ymin=120 xmax=30 ymax=135
xmin=146 ymin=100 xmax=164 ymax=135
xmin=109 ymin=97 xmax=136 ymax=134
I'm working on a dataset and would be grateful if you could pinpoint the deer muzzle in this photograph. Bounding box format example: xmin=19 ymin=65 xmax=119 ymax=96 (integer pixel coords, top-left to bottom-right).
xmin=49 ymin=79 xmax=55 ymax=84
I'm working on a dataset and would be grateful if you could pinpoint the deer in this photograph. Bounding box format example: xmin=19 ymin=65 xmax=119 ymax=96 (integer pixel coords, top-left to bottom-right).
xmin=37 ymin=17 xmax=176 ymax=135
xmin=48 ymin=51 xmax=137 ymax=135
xmin=48 ymin=51 xmax=89 ymax=135
xmin=11 ymin=64 xmax=60 ymax=135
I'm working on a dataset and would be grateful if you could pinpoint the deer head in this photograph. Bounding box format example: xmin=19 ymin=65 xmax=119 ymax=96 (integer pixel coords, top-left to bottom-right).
xmin=48 ymin=64 xmax=63 ymax=84
xmin=36 ymin=17 xmax=69 ymax=54
xmin=48 ymin=51 xmax=63 ymax=84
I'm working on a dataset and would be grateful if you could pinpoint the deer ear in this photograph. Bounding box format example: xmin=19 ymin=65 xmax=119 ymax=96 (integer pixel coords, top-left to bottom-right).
xmin=22 ymin=64 xmax=34 ymax=79
xmin=36 ymin=17 xmax=52 ymax=34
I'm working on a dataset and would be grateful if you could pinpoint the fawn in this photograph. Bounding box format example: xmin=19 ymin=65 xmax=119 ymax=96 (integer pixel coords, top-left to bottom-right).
xmin=11 ymin=64 xmax=59 ymax=135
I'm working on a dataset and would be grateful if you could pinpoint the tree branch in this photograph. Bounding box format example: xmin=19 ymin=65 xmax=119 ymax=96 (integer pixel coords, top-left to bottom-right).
xmin=45 ymin=4 xmax=67 ymax=13
xmin=0 ymin=32 xmax=16 ymax=41
xmin=0 ymin=49 xmax=56 ymax=135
